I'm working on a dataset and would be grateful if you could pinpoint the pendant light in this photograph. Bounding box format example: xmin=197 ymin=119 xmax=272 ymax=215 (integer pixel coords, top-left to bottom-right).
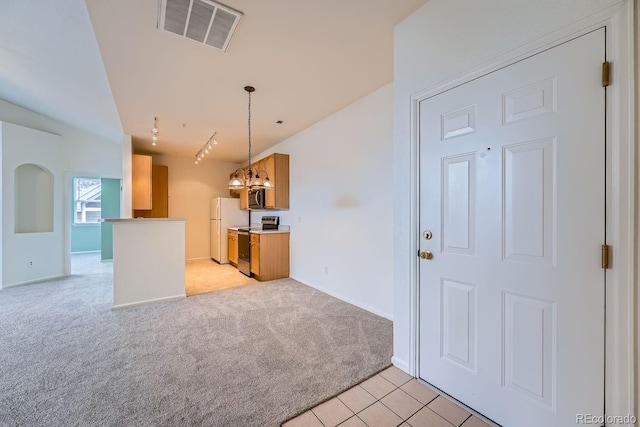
xmin=151 ymin=116 xmax=158 ymax=146
xmin=228 ymin=86 xmax=274 ymax=190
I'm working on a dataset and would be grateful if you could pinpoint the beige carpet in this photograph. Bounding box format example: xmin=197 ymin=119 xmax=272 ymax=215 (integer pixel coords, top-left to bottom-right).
xmin=185 ymin=258 xmax=258 ymax=296
xmin=1 ymin=253 xmax=393 ymax=427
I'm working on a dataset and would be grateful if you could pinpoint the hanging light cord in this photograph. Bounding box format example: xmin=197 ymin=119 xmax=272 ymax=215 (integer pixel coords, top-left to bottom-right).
xmin=247 ymin=89 xmax=252 ymax=168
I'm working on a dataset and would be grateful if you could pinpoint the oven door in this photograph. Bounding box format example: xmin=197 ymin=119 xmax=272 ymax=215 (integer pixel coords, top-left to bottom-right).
xmin=237 ymin=231 xmax=251 ymax=277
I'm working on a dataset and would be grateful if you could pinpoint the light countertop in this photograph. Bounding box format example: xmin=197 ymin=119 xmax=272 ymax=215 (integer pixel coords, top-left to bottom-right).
xmin=228 ymin=225 xmax=290 ymax=234
xmin=104 ymin=218 xmax=186 ymax=223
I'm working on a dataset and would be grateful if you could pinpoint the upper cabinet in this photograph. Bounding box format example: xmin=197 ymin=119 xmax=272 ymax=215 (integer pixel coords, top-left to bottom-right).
xmin=231 ymin=153 xmax=289 ymax=210
xmin=132 ymin=154 xmax=169 ymax=217
xmin=132 ymin=154 xmax=152 ymax=210
xmin=133 ymin=164 xmax=169 ymax=218
xmin=264 ymin=153 xmax=289 ymax=210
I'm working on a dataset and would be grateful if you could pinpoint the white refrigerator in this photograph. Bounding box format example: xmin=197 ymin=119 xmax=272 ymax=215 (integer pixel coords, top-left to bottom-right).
xmin=210 ymin=197 xmax=248 ymax=264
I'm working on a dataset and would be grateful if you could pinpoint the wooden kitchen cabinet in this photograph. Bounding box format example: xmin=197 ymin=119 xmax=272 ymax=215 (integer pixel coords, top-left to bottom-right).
xmin=228 ymin=230 xmax=238 ymax=266
xmin=230 ymin=167 xmax=250 ymax=209
xmin=249 ymin=232 xmax=289 ymax=281
xmin=239 ymin=186 xmax=249 ymax=210
xmin=263 ymin=153 xmax=289 ymax=209
xmin=132 ymin=154 xmax=152 ymax=210
xmin=231 ymin=153 xmax=289 ymax=210
xmin=133 ymin=164 xmax=168 ymax=218
xmin=250 ymin=233 xmax=260 ymax=275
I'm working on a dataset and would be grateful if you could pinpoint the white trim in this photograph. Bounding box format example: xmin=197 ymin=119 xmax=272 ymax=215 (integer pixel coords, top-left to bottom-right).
xmin=408 ymin=1 xmax=635 ymax=423
xmin=391 ymin=356 xmax=410 ymax=373
xmin=111 ymin=294 xmax=186 ymax=310
xmin=290 ymin=275 xmax=394 ymax=321
xmin=186 ymin=256 xmax=214 ymax=262
xmin=64 ymin=171 xmax=121 ymax=276
xmin=606 ymin=2 xmax=636 ymax=423
xmin=1 ymin=274 xmax=66 ymax=288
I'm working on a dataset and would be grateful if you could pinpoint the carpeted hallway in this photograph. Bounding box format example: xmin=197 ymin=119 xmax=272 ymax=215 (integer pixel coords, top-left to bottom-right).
xmin=0 ymin=254 xmax=392 ymax=426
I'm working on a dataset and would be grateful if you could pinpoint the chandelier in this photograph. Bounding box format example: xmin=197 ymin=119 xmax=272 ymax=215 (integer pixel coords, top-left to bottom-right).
xmin=228 ymin=86 xmax=273 ymax=190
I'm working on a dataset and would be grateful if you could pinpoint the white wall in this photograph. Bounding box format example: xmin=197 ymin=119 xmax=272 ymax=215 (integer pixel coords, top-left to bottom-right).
xmin=392 ymin=0 xmax=623 ymax=372
xmin=253 ymin=83 xmax=394 ymax=319
xmin=121 ymin=135 xmax=132 ymax=217
xmin=1 ymin=122 xmax=65 ymax=286
xmin=0 ymin=100 xmax=121 ymax=177
xmin=0 ymin=100 xmax=122 ymax=287
xmin=153 ymin=155 xmax=241 ymax=260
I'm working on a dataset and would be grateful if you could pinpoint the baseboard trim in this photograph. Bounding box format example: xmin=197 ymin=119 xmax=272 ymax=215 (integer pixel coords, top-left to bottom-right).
xmin=392 ymin=356 xmax=411 ymax=375
xmin=2 ymin=274 xmax=67 ymax=289
xmin=112 ymin=294 xmax=185 ymax=310
xmin=289 ymin=275 xmax=393 ymax=321
xmin=186 ymin=256 xmax=213 ymax=262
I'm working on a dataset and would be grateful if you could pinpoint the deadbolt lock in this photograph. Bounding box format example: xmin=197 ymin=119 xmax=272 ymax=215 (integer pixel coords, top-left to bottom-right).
xmin=423 ymin=230 xmax=433 ymax=240
xmin=419 ymin=250 xmax=433 ymax=260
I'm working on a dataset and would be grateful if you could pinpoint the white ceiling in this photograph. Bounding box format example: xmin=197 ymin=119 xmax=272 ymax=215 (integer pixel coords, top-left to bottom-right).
xmin=1 ymin=0 xmax=428 ymax=163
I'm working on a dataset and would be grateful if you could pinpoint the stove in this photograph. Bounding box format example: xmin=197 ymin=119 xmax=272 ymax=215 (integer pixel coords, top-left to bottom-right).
xmin=261 ymin=216 xmax=280 ymax=230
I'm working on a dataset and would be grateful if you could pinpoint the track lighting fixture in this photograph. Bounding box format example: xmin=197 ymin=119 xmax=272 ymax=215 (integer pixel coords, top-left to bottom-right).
xmin=194 ymin=131 xmax=218 ymax=165
xmin=151 ymin=116 xmax=158 ymax=146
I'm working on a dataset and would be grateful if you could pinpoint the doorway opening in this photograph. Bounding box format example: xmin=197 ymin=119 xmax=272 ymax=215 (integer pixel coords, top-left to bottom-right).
xmin=69 ymin=176 xmax=120 ymax=275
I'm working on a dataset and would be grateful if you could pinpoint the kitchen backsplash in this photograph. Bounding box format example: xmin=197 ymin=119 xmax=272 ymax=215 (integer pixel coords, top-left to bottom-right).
xmin=250 ymin=210 xmax=292 ymax=226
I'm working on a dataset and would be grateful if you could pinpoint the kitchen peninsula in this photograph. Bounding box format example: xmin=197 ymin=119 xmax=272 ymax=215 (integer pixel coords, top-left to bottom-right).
xmin=105 ymin=218 xmax=186 ymax=308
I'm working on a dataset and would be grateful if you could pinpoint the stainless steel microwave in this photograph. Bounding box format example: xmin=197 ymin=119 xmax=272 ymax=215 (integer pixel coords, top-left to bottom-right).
xmin=248 ymin=188 xmax=265 ymax=209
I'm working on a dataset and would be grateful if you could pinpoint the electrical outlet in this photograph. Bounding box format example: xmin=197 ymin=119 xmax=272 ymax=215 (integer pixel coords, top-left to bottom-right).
xmin=27 ymin=260 xmax=34 ymax=268
xmin=324 ymin=266 xmax=329 ymax=275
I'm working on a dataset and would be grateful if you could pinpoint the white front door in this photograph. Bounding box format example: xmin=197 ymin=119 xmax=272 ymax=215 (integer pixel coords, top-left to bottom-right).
xmin=418 ymin=29 xmax=605 ymax=427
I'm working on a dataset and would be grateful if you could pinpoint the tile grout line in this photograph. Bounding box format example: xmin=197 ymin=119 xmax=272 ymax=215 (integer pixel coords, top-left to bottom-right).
xmin=357 ymin=377 xmax=435 ymax=427
xmin=459 ymin=414 xmax=472 ymax=426
xmin=285 ymin=370 xmax=492 ymax=427
xmin=309 ymin=408 xmax=327 ymax=427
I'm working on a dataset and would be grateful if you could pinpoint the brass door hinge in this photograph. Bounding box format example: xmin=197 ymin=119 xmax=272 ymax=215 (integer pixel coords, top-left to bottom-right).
xmin=602 ymin=61 xmax=611 ymax=87
xmin=602 ymin=244 xmax=610 ymax=269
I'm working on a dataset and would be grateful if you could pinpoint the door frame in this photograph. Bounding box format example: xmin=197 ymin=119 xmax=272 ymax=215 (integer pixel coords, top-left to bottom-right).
xmin=63 ymin=171 xmax=123 ymax=275
xmin=406 ymin=1 xmax=635 ymax=422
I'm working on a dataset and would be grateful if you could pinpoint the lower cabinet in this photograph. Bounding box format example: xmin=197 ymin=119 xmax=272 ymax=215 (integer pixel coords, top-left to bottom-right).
xmin=228 ymin=230 xmax=238 ymax=266
xmin=250 ymin=232 xmax=289 ymax=281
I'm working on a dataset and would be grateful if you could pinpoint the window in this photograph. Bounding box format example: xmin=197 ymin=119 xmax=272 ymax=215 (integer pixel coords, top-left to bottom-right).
xmin=73 ymin=177 xmax=101 ymax=224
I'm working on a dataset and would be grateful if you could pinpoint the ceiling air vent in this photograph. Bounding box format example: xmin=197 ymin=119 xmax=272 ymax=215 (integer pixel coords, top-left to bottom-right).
xmin=158 ymin=0 xmax=243 ymax=52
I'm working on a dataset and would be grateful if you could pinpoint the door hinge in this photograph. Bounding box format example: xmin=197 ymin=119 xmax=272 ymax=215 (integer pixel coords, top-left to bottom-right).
xmin=601 ymin=244 xmax=610 ymax=269
xmin=602 ymin=61 xmax=610 ymax=87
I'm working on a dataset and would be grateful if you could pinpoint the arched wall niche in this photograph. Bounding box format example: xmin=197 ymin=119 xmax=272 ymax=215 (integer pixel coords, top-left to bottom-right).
xmin=14 ymin=163 xmax=54 ymax=233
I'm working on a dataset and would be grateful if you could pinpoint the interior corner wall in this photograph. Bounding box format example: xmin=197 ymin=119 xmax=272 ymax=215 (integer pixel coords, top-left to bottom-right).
xmin=121 ymin=135 xmax=132 ymax=217
xmin=1 ymin=122 xmax=65 ymax=286
xmin=0 ymin=99 xmax=123 ymax=285
xmin=152 ymin=155 xmax=242 ymax=261
xmin=100 ymin=178 xmax=121 ymax=261
xmin=392 ymin=0 xmax=623 ymax=373
xmin=0 ymin=124 xmax=4 ymax=286
xmin=253 ymin=83 xmax=394 ymax=319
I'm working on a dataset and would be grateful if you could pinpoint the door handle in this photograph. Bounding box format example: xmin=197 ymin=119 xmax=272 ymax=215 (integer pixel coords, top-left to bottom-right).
xmin=419 ymin=251 xmax=433 ymax=260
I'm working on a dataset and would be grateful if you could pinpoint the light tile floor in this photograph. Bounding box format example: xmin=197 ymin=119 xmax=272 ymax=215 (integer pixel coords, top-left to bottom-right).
xmin=283 ymin=366 xmax=498 ymax=427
